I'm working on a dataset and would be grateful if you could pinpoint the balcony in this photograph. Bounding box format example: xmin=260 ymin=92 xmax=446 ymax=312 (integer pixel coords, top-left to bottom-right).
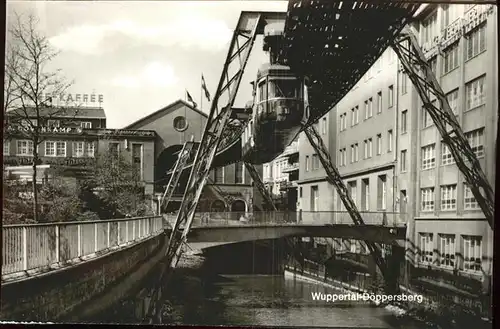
xmin=281 ymin=162 xmax=299 ymax=173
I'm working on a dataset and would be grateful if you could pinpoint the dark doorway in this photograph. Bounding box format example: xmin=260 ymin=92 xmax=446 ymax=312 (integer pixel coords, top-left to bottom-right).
xmin=231 ymin=200 xmax=246 ymax=212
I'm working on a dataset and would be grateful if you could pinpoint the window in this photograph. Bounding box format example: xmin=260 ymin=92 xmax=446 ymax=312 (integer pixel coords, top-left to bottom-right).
xmin=350 ymin=145 xmax=355 ymax=163
xmin=214 ymin=167 xmax=224 ymax=183
xmin=376 ymin=134 xmax=382 ymax=155
xmin=400 ymin=150 xmax=407 ymax=172
xmin=401 ymin=110 xmax=408 ymax=134
xmin=362 ymin=178 xmax=370 ymax=210
xmin=439 ymin=234 xmax=456 ymax=268
xmin=401 ymin=72 xmax=408 ymax=94
xmin=340 ymin=113 xmax=347 ymax=131
xmin=429 ymin=57 xmax=437 ymax=74
xmin=442 ymin=43 xmax=459 ymax=75
xmin=464 ymin=184 xmax=480 ymax=210
xmin=258 ymin=81 xmax=266 ymax=102
xmin=368 ymin=138 xmax=373 ymax=158
xmin=48 ymin=119 xmax=60 ymax=127
xmin=465 ymin=25 xmax=486 ymax=61
xmin=387 ymin=130 xmax=393 ymax=152
xmin=299 ymin=187 xmax=303 ymax=198
xmin=422 ymin=12 xmax=437 ymax=44
xmin=45 ymin=141 xmax=66 ymax=157
xmin=129 ymin=144 xmax=142 ymax=178
xmin=377 ymin=91 xmax=382 ymax=113
xmin=377 ymin=175 xmax=387 ymax=210
xmin=173 ymin=116 xmax=188 ymax=131
xmin=441 ymin=142 xmax=454 ymax=165
xmin=364 ymin=98 xmax=373 ymax=119
xmin=235 ymin=162 xmax=243 ymax=184
xmin=422 ymin=105 xmax=433 ymax=128
xmin=351 ymin=106 xmax=359 ymax=126
xmin=446 ymin=89 xmax=459 ymax=115
xmin=322 ymin=117 xmax=327 ymax=135
xmin=339 ymin=148 xmax=347 ymax=167
xmin=421 ymin=144 xmax=436 ymax=170
xmin=86 ymin=142 xmax=95 ymax=157
xmin=465 ymin=76 xmax=485 ymax=110
xmin=442 ymin=4 xmax=461 ymax=28
xmin=311 ymin=186 xmax=319 ymax=211
xmin=465 ymin=128 xmax=484 ymax=158
xmin=73 ymin=142 xmax=84 ymax=157
xmin=109 ymin=142 xmax=120 ymax=157
xmin=312 ymin=154 xmax=320 ymax=170
xmin=3 ymin=140 xmax=10 ymax=156
xmin=354 ymin=143 xmax=359 ymax=162
xmin=462 ymin=235 xmax=482 ymax=272
xmin=419 ymin=233 xmax=433 ymax=264
xmin=80 ymin=121 xmax=92 ymax=129
xmin=421 ymin=187 xmax=435 ymax=211
xmin=348 ymin=181 xmax=357 ymax=206
xmin=364 ymin=140 xmax=368 ymax=159
xmin=441 ymin=184 xmax=457 ymax=210
xmin=305 ymin=155 xmax=310 ymax=171
xmin=16 ymin=140 xmax=34 ymax=156
xmin=388 ymin=85 xmax=394 ymax=107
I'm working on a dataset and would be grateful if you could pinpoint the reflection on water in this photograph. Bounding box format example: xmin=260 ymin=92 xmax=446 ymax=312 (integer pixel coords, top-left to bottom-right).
xmin=95 ymin=269 xmax=421 ymax=328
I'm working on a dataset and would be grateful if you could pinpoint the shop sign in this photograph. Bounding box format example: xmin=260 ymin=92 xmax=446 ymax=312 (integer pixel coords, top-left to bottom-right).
xmin=98 ymin=129 xmax=155 ymax=137
xmin=3 ymin=156 xmax=94 ymax=167
xmin=421 ymin=5 xmax=494 ymax=55
xmin=24 ymin=92 xmax=104 ymax=107
xmin=6 ymin=125 xmax=83 ymax=135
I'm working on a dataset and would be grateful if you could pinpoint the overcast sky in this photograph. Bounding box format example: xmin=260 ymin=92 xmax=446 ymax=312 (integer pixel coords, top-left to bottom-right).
xmin=6 ymin=1 xmax=288 ymax=128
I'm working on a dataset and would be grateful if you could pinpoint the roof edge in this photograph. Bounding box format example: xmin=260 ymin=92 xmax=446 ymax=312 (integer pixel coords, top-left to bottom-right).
xmin=123 ymin=99 xmax=208 ymax=129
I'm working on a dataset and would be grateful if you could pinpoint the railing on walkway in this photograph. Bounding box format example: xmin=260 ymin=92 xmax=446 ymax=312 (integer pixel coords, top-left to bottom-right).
xmin=2 ymin=216 xmax=164 ymax=278
xmin=164 ymin=211 xmax=406 ymax=228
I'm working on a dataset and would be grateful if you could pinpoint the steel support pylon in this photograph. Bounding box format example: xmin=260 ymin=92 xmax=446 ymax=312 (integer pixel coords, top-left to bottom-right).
xmin=303 ymin=124 xmax=391 ymax=289
xmin=160 ymin=138 xmax=195 ymax=213
xmin=244 ymin=162 xmax=277 ymax=211
xmin=167 ymin=13 xmax=263 ymax=268
xmin=391 ymin=28 xmax=495 ymax=230
xmin=244 ymin=162 xmax=306 ymax=266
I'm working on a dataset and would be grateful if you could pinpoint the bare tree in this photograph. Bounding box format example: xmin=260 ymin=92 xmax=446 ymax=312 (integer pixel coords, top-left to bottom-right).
xmin=4 ymin=12 xmax=75 ymax=222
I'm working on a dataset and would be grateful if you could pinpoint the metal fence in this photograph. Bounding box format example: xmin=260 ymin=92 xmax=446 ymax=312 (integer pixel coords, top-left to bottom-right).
xmin=2 ymin=216 xmax=164 ymax=277
xmin=164 ymin=210 xmax=406 ymax=228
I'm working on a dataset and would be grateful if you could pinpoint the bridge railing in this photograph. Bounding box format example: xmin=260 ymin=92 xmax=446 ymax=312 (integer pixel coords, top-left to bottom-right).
xmin=163 ymin=211 xmax=406 ymax=228
xmin=2 ymin=216 xmax=163 ymax=278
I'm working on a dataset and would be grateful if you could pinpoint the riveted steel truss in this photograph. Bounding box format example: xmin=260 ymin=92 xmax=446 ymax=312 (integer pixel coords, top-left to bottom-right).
xmin=391 ymin=28 xmax=494 ymax=230
xmin=244 ymin=162 xmax=277 ymax=211
xmin=166 ymin=13 xmax=264 ymax=268
xmin=304 ymin=123 xmax=391 ymax=288
xmin=160 ymin=139 xmax=195 ymax=213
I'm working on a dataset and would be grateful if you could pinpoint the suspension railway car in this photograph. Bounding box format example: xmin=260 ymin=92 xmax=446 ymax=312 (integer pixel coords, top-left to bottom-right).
xmin=241 ymin=63 xmax=307 ymax=164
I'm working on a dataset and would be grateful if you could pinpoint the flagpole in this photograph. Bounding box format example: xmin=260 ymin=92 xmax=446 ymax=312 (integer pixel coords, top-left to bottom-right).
xmin=200 ymin=74 xmax=203 ymax=112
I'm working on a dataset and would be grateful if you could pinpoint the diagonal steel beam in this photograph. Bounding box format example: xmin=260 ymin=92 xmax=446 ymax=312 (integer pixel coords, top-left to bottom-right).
xmin=166 ymin=13 xmax=263 ymax=268
xmin=244 ymin=162 xmax=277 ymax=211
xmin=304 ymin=123 xmax=391 ymax=288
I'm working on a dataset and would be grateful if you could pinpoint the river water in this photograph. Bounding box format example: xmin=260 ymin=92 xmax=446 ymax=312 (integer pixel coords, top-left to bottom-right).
xmin=94 ymin=255 xmax=422 ymax=328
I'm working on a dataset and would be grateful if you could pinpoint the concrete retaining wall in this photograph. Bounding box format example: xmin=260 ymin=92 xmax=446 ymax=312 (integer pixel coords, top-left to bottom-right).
xmin=0 ymin=232 xmax=166 ymax=322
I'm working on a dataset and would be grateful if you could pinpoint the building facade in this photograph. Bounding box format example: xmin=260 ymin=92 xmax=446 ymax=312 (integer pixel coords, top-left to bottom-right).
xmin=296 ymin=3 xmax=496 ymax=308
xmin=3 ymin=106 xmax=157 ymax=193
xmin=397 ymin=3 xmax=496 ymax=293
xmin=296 ymin=112 xmax=336 ymax=212
xmin=123 ymin=99 xmax=254 ymax=214
xmin=262 ymin=138 xmax=299 ymax=210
